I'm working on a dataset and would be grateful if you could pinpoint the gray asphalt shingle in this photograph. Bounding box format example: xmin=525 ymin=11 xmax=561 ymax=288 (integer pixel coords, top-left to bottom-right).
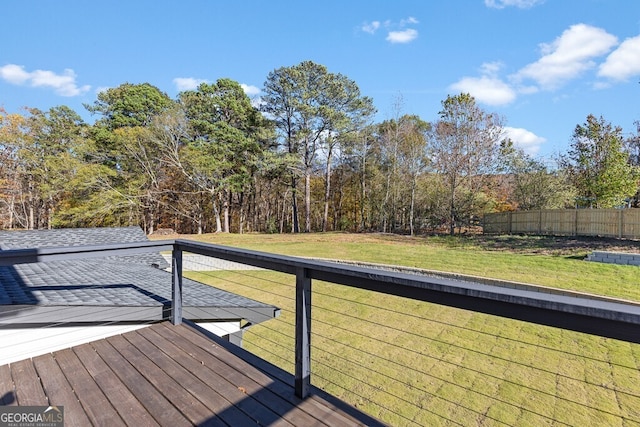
xmin=0 ymin=227 xmax=278 ymax=325
xmin=0 ymin=226 xmax=169 ymax=269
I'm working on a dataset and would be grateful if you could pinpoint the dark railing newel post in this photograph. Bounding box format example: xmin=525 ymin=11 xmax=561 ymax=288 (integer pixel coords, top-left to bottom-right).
xmin=295 ymin=267 xmax=312 ymax=398
xmin=171 ymin=245 xmax=183 ymax=325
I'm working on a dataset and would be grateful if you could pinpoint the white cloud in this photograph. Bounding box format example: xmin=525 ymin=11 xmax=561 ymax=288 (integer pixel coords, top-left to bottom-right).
xmin=485 ymin=0 xmax=545 ymax=9
xmin=598 ymin=34 xmax=640 ymax=81
xmin=400 ymin=17 xmax=419 ymax=26
xmin=450 ymin=75 xmax=517 ymax=106
xmin=361 ymin=21 xmax=381 ymax=34
xmin=0 ymin=64 xmax=90 ymax=96
xmin=503 ymin=126 xmax=546 ymax=155
xmin=362 ymin=17 xmax=419 ymax=44
xmin=514 ymin=24 xmax=618 ymax=90
xmin=0 ymin=64 xmax=30 ymax=84
xmin=173 ymin=77 xmax=209 ymax=91
xmin=450 ymin=62 xmax=516 ymax=106
xmin=480 ymin=61 xmax=503 ymax=76
xmin=386 ymin=29 xmax=418 ymax=44
xmin=241 ymin=83 xmax=261 ymax=96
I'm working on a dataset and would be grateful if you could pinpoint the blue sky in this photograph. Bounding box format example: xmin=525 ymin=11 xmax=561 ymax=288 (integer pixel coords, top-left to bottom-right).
xmin=1 ymin=0 xmax=639 ymax=161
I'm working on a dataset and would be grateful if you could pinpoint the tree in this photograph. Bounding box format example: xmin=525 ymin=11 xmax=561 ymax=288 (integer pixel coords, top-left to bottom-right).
xmin=112 ymin=125 xmax=166 ymax=234
xmin=177 ymin=79 xmax=269 ymax=233
xmin=428 ymin=93 xmax=503 ymax=234
xmin=0 ymin=110 xmax=29 ymax=228
xmin=560 ymin=114 xmax=638 ymax=208
xmin=342 ymin=125 xmax=377 ymax=231
xmin=85 ymin=83 xmax=175 ymax=231
xmin=500 ymin=141 xmax=574 ymax=210
xmin=376 ymin=98 xmax=404 ymax=233
xmin=625 ymin=120 xmax=640 ymax=206
xmin=397 ymin=115 xmax=430 ymax=236
xmin=0 ymin=107 xmax=97 ymax=229
xmin=317 ymin=74 xmax=375 ymax=232
xmin=374 ymin=113 xmax=430 ymax=234
xmin=147 ymin=106 xmax=209 ymax=233
xmin=86 ymin=82 xmax=174 ymax=129
xmin=261 ymin=60 xmax=374 ymax=232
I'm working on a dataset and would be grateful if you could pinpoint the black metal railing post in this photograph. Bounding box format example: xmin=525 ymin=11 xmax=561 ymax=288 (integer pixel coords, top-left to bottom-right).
xmin=295 ymin=267 xmax=312 ymax=398
xmin=171 ymin=245 xmax=183 ymax=325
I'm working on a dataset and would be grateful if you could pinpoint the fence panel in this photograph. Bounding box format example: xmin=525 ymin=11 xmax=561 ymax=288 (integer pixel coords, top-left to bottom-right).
xmin=512 ymin=211 xmax=541 ymax=234
xmin=622 ymin=209 xmax=640 ymax=239
xmin=541 ymin=210 xmax=575 ymax=235
xmin=576 ymin=209 xmax=616 ymax=237
xmin=482 ymin=212 xmax=510 ymax=234
xmin=483 ymin=208 xmax=640 ymax=239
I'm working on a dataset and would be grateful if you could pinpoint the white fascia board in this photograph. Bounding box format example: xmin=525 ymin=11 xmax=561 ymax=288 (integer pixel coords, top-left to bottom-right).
xmin=0 ymin=321 xmax=241 ymax=366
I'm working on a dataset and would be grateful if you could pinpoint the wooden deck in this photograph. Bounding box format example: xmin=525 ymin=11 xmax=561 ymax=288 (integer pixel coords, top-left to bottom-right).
xmin=0 ymin=321 xmax=385 ymax=426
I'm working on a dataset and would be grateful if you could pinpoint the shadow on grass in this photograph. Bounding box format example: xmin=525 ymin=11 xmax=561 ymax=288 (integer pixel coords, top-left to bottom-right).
xmin=431 ymin=234 xmax=640 ymax=257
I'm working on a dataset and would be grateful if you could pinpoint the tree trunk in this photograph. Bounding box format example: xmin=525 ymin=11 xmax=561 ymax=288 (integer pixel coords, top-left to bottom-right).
xmin=222 ymin=191 xmax=230 ymax=233
xmin=382 ymin=171 xmax=391 ymax=233
xmin=47 ymin=195 xmax=54 ymax=230
xmin=449 ymin=181 xmax=456 ymax=236
xmin=212 ymin=193 xmax=222 ymax=233
xmin=8 ymin=195 xmax=15 ymax=229
xmin=281 ymin=195 xmax=287 ymax=234
xmin=360 ymin=150 xmax=367 ymax=232
xmin=28 ymin=186 xmax=35 ymax=230
xmin=410 ymin=176 xmax=416 ymax=236
xmin=147 ymin=198 xmax=157 ymax=235
xmin=322 ymin=149 xmax=333 ymax=232
xmin=305 ymin=170 xmax=311 ymax=233
xmin=239 ymin=191 xmax=245 ymax=234
xmin=291 ymin=176 xmax=299 ymax=233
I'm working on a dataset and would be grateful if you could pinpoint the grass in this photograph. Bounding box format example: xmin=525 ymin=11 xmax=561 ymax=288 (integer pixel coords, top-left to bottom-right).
xmin=174 ymin=232 xmax=640 ymax=426
xmin=169 ymin=232 xmax=640 ymax=301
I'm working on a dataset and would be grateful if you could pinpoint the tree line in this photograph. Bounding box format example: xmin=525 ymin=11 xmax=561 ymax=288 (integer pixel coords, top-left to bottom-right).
xmin=1 ymin=60 xmax=639 ymax=235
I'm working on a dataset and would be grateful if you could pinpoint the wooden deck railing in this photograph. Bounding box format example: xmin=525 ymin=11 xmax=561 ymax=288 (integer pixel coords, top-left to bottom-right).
xmin=2 ymin=238 xmax=640 ymax=402
xmin=169 ymin=239 xmax=640 ymax=399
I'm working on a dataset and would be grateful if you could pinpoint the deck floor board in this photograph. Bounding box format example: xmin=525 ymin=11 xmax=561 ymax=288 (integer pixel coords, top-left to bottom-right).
xmin=0 ymin=364 xmax=16 ymax=405
xmin=31 ymin=353 xmax=92 ymax=427
xmin=10 ymin=358 xmax=47 ymax=406
xmin=165 ymin=322 xmax=371 ymax=426
xmin=89 ymin=338 xmax=191 ymax=427
xmin=145 ymin=324 xmax=314 ymax=426
xmin=54 ymin=347 xmax=126 ymax=427
xmin=0 ymin=321 xmax=386 ymax=427
xmin=132 ymin=327 xmax=277 ymax=427
xmin=72 ymin=342 xmax=161 ymax=427
xmin=151 ymin=322 xmax=316 ymax=426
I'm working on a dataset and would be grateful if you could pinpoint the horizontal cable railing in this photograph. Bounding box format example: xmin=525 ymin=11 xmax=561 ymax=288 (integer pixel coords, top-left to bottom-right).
xmin=172 ymin=240 xmax=640 ymax=426
xmin=2 ymin=239 xmax=640 ymax=425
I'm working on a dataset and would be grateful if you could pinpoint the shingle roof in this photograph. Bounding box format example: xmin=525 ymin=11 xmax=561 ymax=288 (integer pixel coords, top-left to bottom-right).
xmin=0 ymin=226 xmax=169 ymax=269
xmin=0 ymin=227 xmax=278 ymax=326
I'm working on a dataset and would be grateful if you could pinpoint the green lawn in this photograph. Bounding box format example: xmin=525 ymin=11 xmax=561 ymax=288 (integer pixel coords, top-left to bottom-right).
xmin=176 ymin=233 xmax=640 ymax=426
xmin=175 ymin=232 xmax=640 ymax=301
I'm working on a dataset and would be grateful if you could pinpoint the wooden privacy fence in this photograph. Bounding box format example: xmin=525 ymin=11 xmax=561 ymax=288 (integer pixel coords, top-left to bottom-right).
xmin=483 ymin=208 xmax=640 ymax=239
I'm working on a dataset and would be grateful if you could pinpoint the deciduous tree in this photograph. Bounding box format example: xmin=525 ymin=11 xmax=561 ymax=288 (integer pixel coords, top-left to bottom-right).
xmin=500 ymin=141 xmax=574 ymax=210
xmin=428 ymin=93 xmax=503 ymax=234
xmin=560 ymin=114 xmax=638 ymax=208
